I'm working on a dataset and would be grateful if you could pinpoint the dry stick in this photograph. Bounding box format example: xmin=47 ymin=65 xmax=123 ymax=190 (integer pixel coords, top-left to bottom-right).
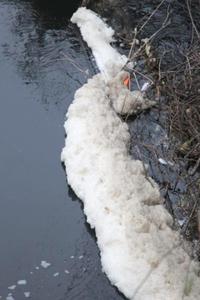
xmin=123 ymin=8 xmax=170 ymax=83
xmin=122 ymin=1 xmax=170 ymax=98
xmin=197 ymin=208 xmax=200 ymax=239
xmin=129 ymin=67 xmax=154 ymax=84
xmin=127 ymin=28 xmax=138 ymax=62
xmin=134 ymin=3 xmax=170 ymax=60
xmin=133 ymin=71 xmax=141 ymax=90
xmin=137 ymin=0 xmax=167 ymax=36
xmin=146 ymin=4 xmax=170 ymax=42
xmin=182 ymin=193 xmax=198 ymax=235
xmin=134 ymin=144 xmax=155 ymax=188
xmin=186 ymin=54 xmax=192 ymax=88
xmin=189 ymin=157 xmax=200 ymax=176
xmin=129 ymin=0 xmax=167 ymax=60
xmin=186 ymin=0 xmax=200 ymax=39
xmin=142 ymin=161 xmax=155 ymax=188
xmin=158 ymin=53 xmax=164 ymax=82
xmin=126 ymin=0 xmax=167 ymax=64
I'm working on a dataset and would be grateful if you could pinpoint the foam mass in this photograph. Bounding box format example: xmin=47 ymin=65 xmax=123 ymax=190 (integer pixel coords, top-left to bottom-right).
xmin=62 ymin=8 xmax=200 ymax=300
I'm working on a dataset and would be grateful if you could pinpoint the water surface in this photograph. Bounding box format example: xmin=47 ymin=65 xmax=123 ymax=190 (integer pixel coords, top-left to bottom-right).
xmin=0 ymin=1 xmax=125 ymax=299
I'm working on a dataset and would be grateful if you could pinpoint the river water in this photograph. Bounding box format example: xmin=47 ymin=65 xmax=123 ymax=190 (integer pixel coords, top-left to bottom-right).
xmin=0 ymin=1 xmax=125 ymax=299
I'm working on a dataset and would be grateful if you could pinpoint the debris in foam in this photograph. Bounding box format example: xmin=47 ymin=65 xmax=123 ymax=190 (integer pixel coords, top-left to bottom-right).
xmin=158 ymin=158 xmax=174 ymax=166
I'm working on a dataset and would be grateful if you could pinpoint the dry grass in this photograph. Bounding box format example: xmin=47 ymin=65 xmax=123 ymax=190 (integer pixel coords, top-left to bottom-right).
xmin=122 ymin=1 xmax=200 ymax=250
xmin=162 ymin=44 xmax=200 ymax=167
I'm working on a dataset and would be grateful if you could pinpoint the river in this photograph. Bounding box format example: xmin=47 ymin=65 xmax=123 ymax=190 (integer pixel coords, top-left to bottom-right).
xmin=0 ymin=1 xmax=125 ymax=299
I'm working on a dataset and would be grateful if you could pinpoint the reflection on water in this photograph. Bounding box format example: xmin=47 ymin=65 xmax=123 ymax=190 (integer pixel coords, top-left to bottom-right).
xmin=0 ymin=1 xmax=125 ymax=299
xmin=1 ymin=0 xmax=91 ymax=110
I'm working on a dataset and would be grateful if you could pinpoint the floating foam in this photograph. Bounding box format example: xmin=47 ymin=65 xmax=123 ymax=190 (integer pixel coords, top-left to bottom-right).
xmin=62 ymin=8 xmax=200 ymax=300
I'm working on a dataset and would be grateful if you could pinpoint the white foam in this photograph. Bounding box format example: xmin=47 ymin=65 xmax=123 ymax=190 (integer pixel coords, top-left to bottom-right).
xmin=61 ymin=7 xmax=200 ymax=300
xmin=17 ymin=280 xmax=27 ymax=285
xmin=6 ymin=295 xmax=14 ymax=300
xmin=41 ymin=260 xmax=51 ymax=269
xmin=71 ymin=7 xmax=127 ymax=80
xmin=24 ymin=292 xmax=30 ymax=298
xmin=8 ymin=286 xmax=16 ymax=291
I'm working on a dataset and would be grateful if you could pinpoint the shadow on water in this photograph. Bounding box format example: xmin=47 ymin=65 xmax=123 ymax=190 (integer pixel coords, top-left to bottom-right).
xmin=31 ymin=0 xmax=82 ymax=28
xmin=0 ymin=0 xmax=126 ymax=299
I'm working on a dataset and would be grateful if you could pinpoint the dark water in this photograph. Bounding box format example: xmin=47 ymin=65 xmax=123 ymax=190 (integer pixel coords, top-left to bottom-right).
xmin=0 ymin=1 xmax=125 ymax=299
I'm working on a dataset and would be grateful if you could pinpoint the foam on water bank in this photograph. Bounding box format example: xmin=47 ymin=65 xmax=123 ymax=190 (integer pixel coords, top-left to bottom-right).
xmin=62 ymin=8 xmax=200 ymax=300
xmin=71 ymin=7 xmax=127 ymax=80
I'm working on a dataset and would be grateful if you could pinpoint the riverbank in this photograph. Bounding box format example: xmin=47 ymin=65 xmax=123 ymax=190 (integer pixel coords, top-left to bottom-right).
xmin=86 ymin=0 xmax=200 ymax=258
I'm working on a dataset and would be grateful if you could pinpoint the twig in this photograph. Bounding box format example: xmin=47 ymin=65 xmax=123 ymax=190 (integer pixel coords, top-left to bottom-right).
xmin=127 ymin=4 xmax=170 ymax=63
xmin=186 ymin=0 xmax=200 ymax=39
xmin=137 ymin=0 xmax=167 ymax=35
xmin=128 ymin=67 xmax=154 ymax=84
xmin=133 ymin=72 xmax=141 ymax=90
xmin=123 ymin=0 xmax=169 ymax=70
xmin=189 ymin=157 xmax=200 ymax=176
xmin=127 ymin=28 xmax=138 ymax=61
xmin=182 ymin=195 xmax=198 ymax=234
xmin=147 ymin=4 xmax=171 ymax=42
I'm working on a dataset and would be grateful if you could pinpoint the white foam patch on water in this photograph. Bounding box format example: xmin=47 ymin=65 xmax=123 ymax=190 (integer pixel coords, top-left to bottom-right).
xmin=41 ymin=260 xmax=51 ymax=269
xmin=24 ymin=292 xmax=30 ymax=298
xmin=71 ymin=7 xmax=127 ymax=80
xmin=62 ymin=7 xmax=200 ymax=300
xmin=6 ymin=295 xmax=14 ymax=300
xmin=8 ymin=286 xmax=16 ymax=291
xmin=17 ymin=280 xmax=27 ymax=285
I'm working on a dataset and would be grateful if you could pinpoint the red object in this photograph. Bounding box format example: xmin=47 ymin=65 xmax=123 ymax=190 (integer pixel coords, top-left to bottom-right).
xmin=123 ymin=76 xmax=130 ymax=89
